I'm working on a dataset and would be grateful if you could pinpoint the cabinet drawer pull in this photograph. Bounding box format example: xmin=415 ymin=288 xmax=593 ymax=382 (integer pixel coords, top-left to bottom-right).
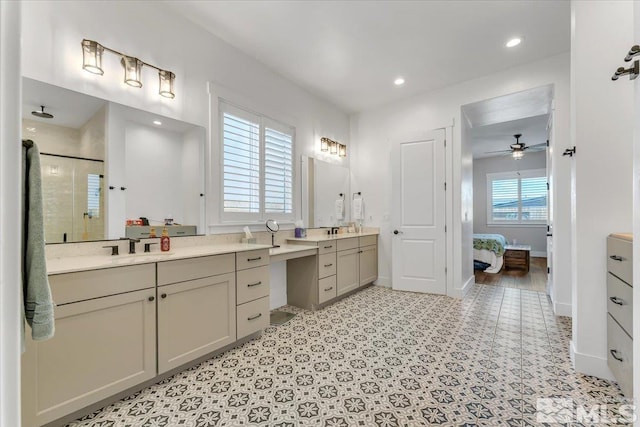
xmin=247 ymin=256 xmax=262 ymax=262
xmin=324 ymin=286 xmax=334 ymax=292
xmin=247 ymin=281 xmax=262 ymax=287
xmin=324 ymin=263 xmax=333 ymax=267
xmin=161 ymin=293 xmax=167 ymax=299
xmin=248 ymin=313 xmax=262 ymax=321
xmin=609 ymin=296 xmax=624 ymax=305
xmin=323 ymin=245 xmax=333 ymax=249
xmin=609 ymin=255 xmax=625 ymax=262
xmin=148 ymin=296 xmax=155 ymax=302
xmin=610 ymin=349 xmax=623 ymax=362
xmin=358 ymin=250 xmax=363 ymax=253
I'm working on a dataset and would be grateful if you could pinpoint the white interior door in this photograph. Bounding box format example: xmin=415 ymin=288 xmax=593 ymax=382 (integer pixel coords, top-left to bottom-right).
xmin=546 ymin=114 xmax=553 ymax=296
xmin=391 ymin=130 xmax=446 ymax=294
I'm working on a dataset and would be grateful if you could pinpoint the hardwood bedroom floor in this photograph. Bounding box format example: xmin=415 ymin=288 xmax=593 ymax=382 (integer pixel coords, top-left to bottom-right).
xmin=475 ymin=257 xmax=547 ymax=292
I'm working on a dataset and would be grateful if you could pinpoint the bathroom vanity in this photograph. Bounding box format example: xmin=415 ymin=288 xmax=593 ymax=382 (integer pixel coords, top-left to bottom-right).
xmin=23 ymin=230 xmax=378 ymax=426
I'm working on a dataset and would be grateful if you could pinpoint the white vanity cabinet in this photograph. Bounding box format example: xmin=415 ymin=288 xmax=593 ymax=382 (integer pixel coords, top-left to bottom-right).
xmin=22 ymin=264 xmax=157 ymax=427
xmin=157 ymin=254 xmax=236 ymax=374
xmin=235 ymin=249 xmax=270 ymax=339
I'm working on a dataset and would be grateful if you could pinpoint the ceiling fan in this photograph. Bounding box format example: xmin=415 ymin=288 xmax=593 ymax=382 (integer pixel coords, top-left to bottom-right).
xmin=484 ymin=133 xmax=546 ymax=160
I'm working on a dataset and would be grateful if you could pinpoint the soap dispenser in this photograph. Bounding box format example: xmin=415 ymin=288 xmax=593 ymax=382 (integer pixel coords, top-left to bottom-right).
xmin=160 ymin=227 xmax=170 ymax=252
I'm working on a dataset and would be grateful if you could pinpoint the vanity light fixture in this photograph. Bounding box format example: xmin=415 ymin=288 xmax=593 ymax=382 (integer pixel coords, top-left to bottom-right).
xmin=330 ymin=140 xmax=338 ymax=155
xmin=320 ymin=137 xmax=347 ymax=158
xmin=320 ymin=137 xmax=330 ymax=152
xmin=81 ymin=39 xmax=176 ymax=98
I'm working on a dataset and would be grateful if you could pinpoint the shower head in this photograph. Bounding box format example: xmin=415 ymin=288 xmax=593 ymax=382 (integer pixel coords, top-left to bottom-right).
xmin=32 ymin=105 xmax=54 ymax=119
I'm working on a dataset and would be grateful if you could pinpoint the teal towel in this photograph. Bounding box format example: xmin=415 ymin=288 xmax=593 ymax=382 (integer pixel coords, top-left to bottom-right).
xmin=22 ymin=140 xmax=55 ymax=346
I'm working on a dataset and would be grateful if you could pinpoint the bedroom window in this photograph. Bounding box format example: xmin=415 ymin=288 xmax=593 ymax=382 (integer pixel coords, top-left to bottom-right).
xmin=220 ymin=100 xmax=295 ymax=222
xmin=487 ymin=169 xmax=547 ymax=225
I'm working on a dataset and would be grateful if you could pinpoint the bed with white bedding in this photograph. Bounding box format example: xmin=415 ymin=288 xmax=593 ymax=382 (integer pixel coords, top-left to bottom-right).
xmin=473 ymin=233 xmax=507 ymax=273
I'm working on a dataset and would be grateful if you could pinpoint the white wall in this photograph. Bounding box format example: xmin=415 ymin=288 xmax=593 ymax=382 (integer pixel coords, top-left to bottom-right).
xmin=473 ymin=152 xmax=547 ymax=255
xmin=125 ymin=124 xmax=186 ymax=225
xmin=20 ymin=0 xmax=350 ymax=233
xmin=350 ymin=53 xmax=570 ymax=300
xmin=570 ymin=0 xmax=634 ymax=380
xmin=0 ymin=2 xmax=22 ymax=425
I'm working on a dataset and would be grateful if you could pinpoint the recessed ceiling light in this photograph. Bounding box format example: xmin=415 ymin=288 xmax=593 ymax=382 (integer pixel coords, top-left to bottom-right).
xmin=394 ymin=77 xmax=405 ymax=86
xmin=26 ymin=127 xmax=36 ymax=132
xmin=153 ymin=120 xmax=162 ymax=125
xmin=506 ymin=38 xmax=522 ymax=48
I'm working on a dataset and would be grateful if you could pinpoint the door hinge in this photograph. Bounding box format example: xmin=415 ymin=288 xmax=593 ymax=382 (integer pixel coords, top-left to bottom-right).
xmin=444 ymin=139 xmax=447 ymax=147
xmin=444 ymin=182 xmax=447 ymax=191
xmin=546 ymin=139 xmax=549 ymax=147
xmin=547 ymin=267 xmax=550 ymax=274
xmin=444 ymin=225 xmax=447 ymax=233
xmin=546 ymin=182 xmax=549 ymax=191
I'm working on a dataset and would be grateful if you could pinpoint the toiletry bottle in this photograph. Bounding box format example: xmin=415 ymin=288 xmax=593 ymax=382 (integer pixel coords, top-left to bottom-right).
xmin=160 ymin=227 xmax=170 ymax=252
xmin=149 ymin=227 xmax=157 ymax=238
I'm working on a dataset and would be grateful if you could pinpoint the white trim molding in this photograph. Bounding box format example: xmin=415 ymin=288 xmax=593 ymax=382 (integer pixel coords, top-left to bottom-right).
xmin=553 ymin=301 xmax=572 ymax=318
xmin=570 ymin=341 xmax=614 ymax=381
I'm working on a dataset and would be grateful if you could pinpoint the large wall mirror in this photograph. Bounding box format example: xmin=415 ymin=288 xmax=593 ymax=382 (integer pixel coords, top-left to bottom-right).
xmin=301 ymin=155 xmax=350 ymax=227
xmin=22 ymin=77 xmax=206 ymax=243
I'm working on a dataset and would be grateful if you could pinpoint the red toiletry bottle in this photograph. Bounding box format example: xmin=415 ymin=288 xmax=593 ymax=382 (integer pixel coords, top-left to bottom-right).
xmin=160 ymin=227 xmax=171 ymax=252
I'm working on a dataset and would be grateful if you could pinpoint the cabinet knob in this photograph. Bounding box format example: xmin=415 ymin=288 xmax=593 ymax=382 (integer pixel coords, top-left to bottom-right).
xmin=148 ymin=296 xmax=155 ymax=302
xmin=161 ymin=293 xmax=167 ymax=299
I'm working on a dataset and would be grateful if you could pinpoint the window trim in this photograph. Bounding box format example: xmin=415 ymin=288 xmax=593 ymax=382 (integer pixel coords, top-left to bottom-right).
xmin=486 ymin=168 xmax=547 ymax=226
xmin=219 ymin=99 xmax=296 ymax=224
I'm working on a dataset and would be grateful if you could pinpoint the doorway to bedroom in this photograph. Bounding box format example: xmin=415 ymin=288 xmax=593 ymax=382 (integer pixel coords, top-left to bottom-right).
xmin=462 ymin=85 xmax=552 ymax=293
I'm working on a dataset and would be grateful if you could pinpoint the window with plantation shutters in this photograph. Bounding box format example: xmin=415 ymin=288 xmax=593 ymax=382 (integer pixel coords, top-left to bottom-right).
xmin=487 ymin=169 xmax=547 ymax=225
xmin=220 ymin=101 xmax=295 ymax=221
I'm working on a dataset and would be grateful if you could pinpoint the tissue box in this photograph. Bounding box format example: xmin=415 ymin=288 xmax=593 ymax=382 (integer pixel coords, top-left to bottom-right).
xmin=242 ymin=238 xmax=257 ymax=244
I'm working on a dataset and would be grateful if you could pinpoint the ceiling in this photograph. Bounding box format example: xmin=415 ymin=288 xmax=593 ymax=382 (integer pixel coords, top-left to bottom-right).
xmin=165 ymin=0 xmax=570 ymax=113
xmin=470 ymin=114 xmax=549 ymax=159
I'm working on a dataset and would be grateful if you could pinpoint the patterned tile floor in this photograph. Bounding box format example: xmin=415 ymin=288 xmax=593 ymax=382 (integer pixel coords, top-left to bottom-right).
xmin=68 ymin=285 xmax=627 ymax=427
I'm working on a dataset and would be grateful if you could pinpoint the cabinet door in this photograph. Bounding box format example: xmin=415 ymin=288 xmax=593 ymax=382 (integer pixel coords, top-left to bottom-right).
xmin=337 ymin=248 xmax=359 ymax=296
xmin=22 ymin=289 xmax=157 ymax=427
xmin=359 ymin=244 xmax=378 ymax=286
xmin=158 ymin=273 xmax=236 ymax=374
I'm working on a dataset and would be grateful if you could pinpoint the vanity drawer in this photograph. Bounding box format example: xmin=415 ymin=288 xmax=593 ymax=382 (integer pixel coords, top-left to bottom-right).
xmin=607 ymin=273 xmax=633 ymax=336
xmin=607 ymin=236 xmax=632 ymax=284
xmin=607 ymin=314 xmax=634 ymax=398
xmin=237 ymin=296 xmax=270 ymax=339
xmin=158 ymin=254 xmax=234 ymax=286
xmin=359 ymin=235 xmax=377 ymax=247
xmin=49 ymin=264 xmax=155 ymax=305
xmin=318 ymin=253 xmax=337 ymax=278
xmin=236 ymin=249 xmax=269 ymax=271
xmin=237 ymin=266 xmax=270 ymax=305
xmin=318 ymin=275 xmax=337 ymax=304
xmin=318 ymin=241 xmax=337 ymax=254
xmin=337 ymin=237 xmax=359 ymax=252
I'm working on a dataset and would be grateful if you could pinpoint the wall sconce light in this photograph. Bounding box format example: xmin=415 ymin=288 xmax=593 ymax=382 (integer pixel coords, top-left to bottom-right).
xmin=320 ymin=137 xmax=347 ymax=158
xmin=330 ymin=140 xmax=338 ymax=155
xmin=321 ymin=137 xmax=330 ymax=152
xmin=81 ymin=39 xmax=176 ymax=99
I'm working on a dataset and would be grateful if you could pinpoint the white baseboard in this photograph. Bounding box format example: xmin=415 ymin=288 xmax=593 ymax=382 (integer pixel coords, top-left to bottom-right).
xmin=570 ymin=341 xmax=614 ymax=381
xmin=553 ymin=301 xmax=572 ymax=317
xmin=531 ymin=251 xmax=547 ymax=257
xmin=449 ymin=275 xmax=474 ymax=298
xmin=374 ymin=276 xmax=391 ymax=288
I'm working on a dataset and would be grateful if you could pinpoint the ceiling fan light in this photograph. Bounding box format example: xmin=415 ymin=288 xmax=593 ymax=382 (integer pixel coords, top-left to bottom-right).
xmin=513 ymin=151 xmax=524 ymax=160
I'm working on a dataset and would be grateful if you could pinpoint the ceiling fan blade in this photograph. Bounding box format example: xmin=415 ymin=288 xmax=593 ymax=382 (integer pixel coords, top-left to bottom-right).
xmin=484 ymin=149 xmax=512 ymax=154
xmin=528 ymin=142 xmax=548 ymax=148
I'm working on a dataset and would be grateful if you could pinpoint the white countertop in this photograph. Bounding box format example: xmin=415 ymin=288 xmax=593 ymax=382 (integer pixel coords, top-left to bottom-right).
xmin=287 ymin=231 xmax=379 ymax=243
xmin=47 ymin=243 xmax=273 ymax=275
xmin=269 ymin=244 xmax=317 ymax=262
